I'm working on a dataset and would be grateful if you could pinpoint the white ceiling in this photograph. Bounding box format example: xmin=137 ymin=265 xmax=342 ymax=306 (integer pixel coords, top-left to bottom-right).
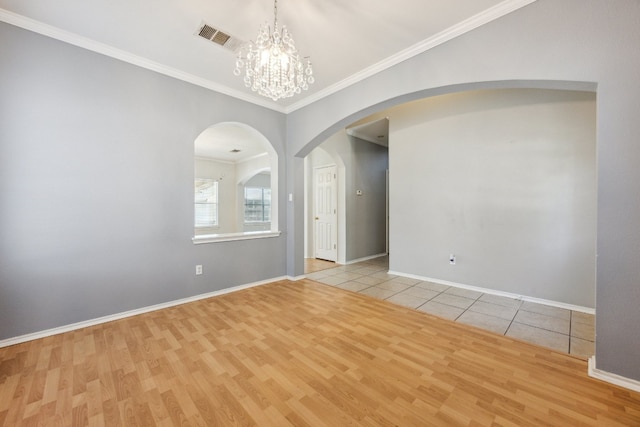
xmin=347 ymin=118 xmax=390 ymax=147
xmin=0 ymin=0 xmax=533 ymax=112
xmin=195 ymin=122 xmax=269 ymax=162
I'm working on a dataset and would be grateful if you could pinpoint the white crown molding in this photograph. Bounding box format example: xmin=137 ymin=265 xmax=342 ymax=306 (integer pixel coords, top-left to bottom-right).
xmin=1 ymin=1 xmax=536 ymax=114
xmin=588 ymin=357 xmax=640 ymax=393
xmin=284 ymin=0 xmax=538 ymax=113
xmin=0 ymin=8 xmax=286 ymax=113
xmin=0 ymin=276 xmax=287 ymax=348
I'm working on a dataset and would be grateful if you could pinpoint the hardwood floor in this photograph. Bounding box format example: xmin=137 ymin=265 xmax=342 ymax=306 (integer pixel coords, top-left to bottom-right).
xmin=304 ymin=258 xmax=336 ymax=274
xmin=1 ymin=279 xmax=638 ymax=426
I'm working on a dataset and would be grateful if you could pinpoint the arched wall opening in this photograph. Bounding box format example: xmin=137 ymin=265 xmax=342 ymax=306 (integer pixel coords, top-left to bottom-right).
xmin=194 ymin=122 xmax=279 ymax=242
xmin=295 ymin=80 xmax=595 ymax=158
xmin=294 ymin=81 xmax=597 ymax=311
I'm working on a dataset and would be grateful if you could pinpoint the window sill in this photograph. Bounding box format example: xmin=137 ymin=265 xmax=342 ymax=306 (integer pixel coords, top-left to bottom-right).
xmin=192 ymin=230 xmax=281 ymax=244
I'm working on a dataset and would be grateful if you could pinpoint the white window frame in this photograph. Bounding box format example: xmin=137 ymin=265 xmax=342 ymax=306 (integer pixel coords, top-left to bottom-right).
xmin=244 ymin=186 xmax=271 ymax=224
xmin=194 ymin=178 xmax=218 ymax=228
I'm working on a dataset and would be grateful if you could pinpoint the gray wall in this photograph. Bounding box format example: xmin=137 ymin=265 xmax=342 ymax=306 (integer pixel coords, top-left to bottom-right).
xmin=389 ymin=89 xmax=596 ymax=307
xmin=287 ymin=0 xmax=640 ymax=380
xmin=347 ymin=137 xmax=388 ymax=261
xmin=0 ymin=22 xmax=287 ymax=340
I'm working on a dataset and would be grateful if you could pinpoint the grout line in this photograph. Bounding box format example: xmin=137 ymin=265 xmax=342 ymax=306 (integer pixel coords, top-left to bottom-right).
xmin=569 ymin=310 xmax=573 ymax=340
xmin=504 ymin=310 xmax=518 ymax=337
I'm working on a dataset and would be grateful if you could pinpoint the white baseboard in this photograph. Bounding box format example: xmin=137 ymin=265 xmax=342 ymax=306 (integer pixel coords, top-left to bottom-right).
xmin=387 ymin=271 xmax=595 ymax=314
xmin=0 ymin=275 xmax=287 ymax=348
xmin=588 ymin=356 xmax=640 ymax=393
xmin=345 ymin=253 xmax=388 ymax=265
xmin=288 ymin=274 xmax=307 ymax=281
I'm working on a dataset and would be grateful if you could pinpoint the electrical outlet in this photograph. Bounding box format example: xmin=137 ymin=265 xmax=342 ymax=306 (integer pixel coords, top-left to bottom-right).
xmin=196 ymin=265 xmax=203 ymax=275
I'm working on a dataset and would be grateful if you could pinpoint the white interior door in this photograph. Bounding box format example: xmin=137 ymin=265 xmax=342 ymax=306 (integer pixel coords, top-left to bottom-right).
xmin=314 ymin=165 xmax=337 ymax=261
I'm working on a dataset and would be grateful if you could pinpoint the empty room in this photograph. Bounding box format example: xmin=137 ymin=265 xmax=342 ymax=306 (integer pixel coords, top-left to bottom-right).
xmin=1 ymin=0 xmax=639 ymax=425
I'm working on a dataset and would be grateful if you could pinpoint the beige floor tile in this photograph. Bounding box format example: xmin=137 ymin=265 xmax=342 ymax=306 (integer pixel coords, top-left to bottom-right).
xmin=414 ymin=281 xmax=450 ymax=292
xmin=570 ymin=337 xmax=595 ymax=358
xmin=572 ymin=311 xmax=595 ymax=326
xmin=456 ymin=311 xmax=511 ymax=335
xmin=388 ymin=276 xmax=422 ymax=286
xmin=520 ymin=301 xmax=571 ymax=320
xmin=351 ymin=266 xmax=385 ymax=275
xmin=385 ymin=293 xmax=428 ymax=309
xmin=514 ymin=310 xmax=570 ymax=334
xmin=332 ymin=272 xmax=366 ymax=281
xmin=315 ymin=276 xmax=349 ymax=286
xmin=359 ymin=286 xmax=398 ymax=300
xmin=431 ymin=293 xmax=476 ymax=310
xmin=368 ymin=261 xmax=389 ymax=268
xmin=306 ymin=271 xmax=333 ymax=280
xmin=506 ymin=322 xmax=569 ymax=353
xmin=377 ymin=281 xmax=412 ymax=292
xmin=369 ymin=272 xmax=398 ymax=280
xmin=416 ymin=301 xmax=465 ymax=320
xmin=570 ymin=320 xmax=594 ymax=340
xmin=468 ymin=301 xmax=518 ymax=321
xmin=444 ymin=287 xmax=483 ymax=300
xmin=330 ymin=265 xmax=353 ymax=272
xmin=478 ymin=294 xmax=523 ymax=309
xmin=399 ymin=287 xmax=440 ymax=300
xmin=353 ymin=275 xmax=388 ymax=286
xmin=335 ymin=281 xmax=372 ymax=292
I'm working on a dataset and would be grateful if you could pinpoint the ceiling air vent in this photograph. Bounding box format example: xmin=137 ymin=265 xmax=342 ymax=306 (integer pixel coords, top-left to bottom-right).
xmin=196 ymin=22 xmax=244 ymax=52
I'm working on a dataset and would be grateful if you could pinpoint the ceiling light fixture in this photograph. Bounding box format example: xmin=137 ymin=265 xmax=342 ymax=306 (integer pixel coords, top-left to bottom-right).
xmin=234 ymin=0 xmax=314 ymax=101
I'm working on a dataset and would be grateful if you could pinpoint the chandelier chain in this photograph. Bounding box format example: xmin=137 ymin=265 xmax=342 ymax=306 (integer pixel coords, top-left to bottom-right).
xmin=273 ymin=0 xmax=278 ymax=28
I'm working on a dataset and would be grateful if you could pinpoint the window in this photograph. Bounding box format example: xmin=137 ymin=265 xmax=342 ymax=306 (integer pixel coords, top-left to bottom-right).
xmin=195 ymin=179 xmax=218 ymax=227
xmin=244 ymin=187 xmax=271 ymax=223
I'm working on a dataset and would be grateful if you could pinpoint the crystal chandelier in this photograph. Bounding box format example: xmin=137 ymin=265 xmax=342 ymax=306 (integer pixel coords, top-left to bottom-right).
xmin=234 ymin=0 xmax=314 ymax=101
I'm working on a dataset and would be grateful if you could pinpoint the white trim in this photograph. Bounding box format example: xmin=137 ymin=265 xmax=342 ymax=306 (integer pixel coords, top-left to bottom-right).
xmin=288 ymin=274 xmax=307 ymax=281
xmin=192 ymin=230 xmax=281 ymax=244
xmin=588 ymin=357 xmax=640 ymax=393
xmin=194 ymin=156 xmax=235 ymax=165
xmin=284 ymin=0 xmax=538 ymax=113
xmin=0 ymin=1 xmax=536 ymax=113
xmin=387 ymin=271 xmax=595 ymax=314
xmin=346 ymin=253 xmax=388 ymax=265
xmin=0 ymin=8 xmax=285 ymax=113
xmin=0 ymin=276 xmax=287 ymax=349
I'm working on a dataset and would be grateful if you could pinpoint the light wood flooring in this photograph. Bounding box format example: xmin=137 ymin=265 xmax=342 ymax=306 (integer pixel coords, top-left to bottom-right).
xmin=306 ymin=256 xmax=595 ymax=358
xmin=1 ymin=279 xmax=638 ymax=426
xmin=304 ymin=258 xmax=336 ymax=274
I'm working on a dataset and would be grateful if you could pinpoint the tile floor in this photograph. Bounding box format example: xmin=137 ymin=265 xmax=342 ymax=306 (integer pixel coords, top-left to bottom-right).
xmin=305 ymin=256 xmax=595 ymax=358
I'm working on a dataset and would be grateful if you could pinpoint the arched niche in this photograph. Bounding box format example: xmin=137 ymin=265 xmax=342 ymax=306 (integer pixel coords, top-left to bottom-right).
xmin=193 ymin=122 xmax=279 ymax=244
